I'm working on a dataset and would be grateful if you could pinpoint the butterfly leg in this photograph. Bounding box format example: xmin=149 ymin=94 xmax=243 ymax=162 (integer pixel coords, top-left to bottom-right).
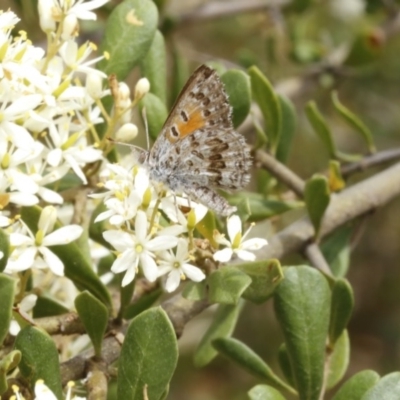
xmin=183 ymin=184 xmax=236 ymax=216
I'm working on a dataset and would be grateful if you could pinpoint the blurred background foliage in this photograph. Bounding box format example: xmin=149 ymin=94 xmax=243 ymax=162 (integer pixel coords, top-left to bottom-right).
xmin=7 ymin=0 xmax=400 ymax=398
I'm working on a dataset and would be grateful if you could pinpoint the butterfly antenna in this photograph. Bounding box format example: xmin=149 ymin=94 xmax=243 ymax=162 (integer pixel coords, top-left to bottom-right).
xmin=106 ymin=137 xmax=144 ymax=153
xmin=142 ymin=107 xmax=150 ymax=151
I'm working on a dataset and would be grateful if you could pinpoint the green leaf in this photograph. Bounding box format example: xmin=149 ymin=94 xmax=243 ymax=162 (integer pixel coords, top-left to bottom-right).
xmin=329 ymin=279 xmax=354 ymax=345
xmin=221 ymin=69 xmax=251 ymax=128
xmin=182 ymin=281 xmax=207 ymax=301
xmin=213 ymin=338 xmax=294 ymax=393
xmin=305 ymin=101 xmax=336 ymax=158
xmin=117 ymin=308 xmax=178 ymax=400
xmin=89 ymin=201 xmax=111 ymax=249
xmin=140 ymin=30 xmax=167 ymax=104
xmin=248 ymin=65 xmax=282 ymax=153
xmin=14 ymin=326 xmax=62 ymax=399
xmin=332 ymin=91 xmax=375 ymax=154
xmin=75 ymin=291 xmax=109 ymax=357
xmin=120 ymin=279 xmax=136 ymax=320
xmin=0 ymin=350 xmax=21 ymax=395
xmin=195 ymin=211 xmax=217 ymax=247
xmin=321 ymin=226 xmax=352 ymax=278
xmin=194 ymin=303 xmax=243 ymax=367
xmin=98 ymin=0 xmax=158 ymax=80
xmin=0 ymin=274 xmax=15 ymax=345
xmin=327 ymin=330 xmax=350 ymax=389
xmin=139 ymin=92 xmax=168 ymax=141
xmin=278 ymin=344 xmax=295 ymax=388
xmin=276 ymin=95 xmax=297 ymax=163
xmin=274 ymin=266 xmax=331 ymax=400
xmin=229 ymin=192 xmax=303 ymax=222
xmin=123 ymin=288 xmax=163 ymax=320
xmin=361 ymin=372 xmax=400 ymax=400
xmin=304 ymin=174 xmax=330 ymax=238
xmin=236 ymin=259 xmax=284 ymax=304
xmin=33 ymin=296 xmax=69 ymax=318
xmin=332 ymin=370 xmax=380 ymax=400
xmin=21 ymin=206 xmax=112 ymax=308
xmin=208 ymin=266 xmax=252 ymax=304
xmin=248 ymin=384 xmax=287 ymax=400
xmin=0 ymin=229 xmax=9 ymax=272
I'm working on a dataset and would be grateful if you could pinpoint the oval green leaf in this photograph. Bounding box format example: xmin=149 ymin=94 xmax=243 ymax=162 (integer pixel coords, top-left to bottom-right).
xmin=236 ymin=259 xmax=284 ymax=304
xmin=213 ymin=337 xmax=294 ymax=394
xmin=361 ymin=372 xmax=400 ymax=400
xmin=327 ymin=330 xmax=350 ymax=389
xmin=276 ymin=95 xmax=297 ymax=163
xmin=332 ymin=91 xmax=375 ymax=154
xmin=305 ymin=101 xmax=336 ymax=158
xmin=98 ymin=0 xmax=158 ymax=80
xmin=248 ymin=384 xmax=287 ymax=400
xmin=140 ymin=92 xmax=168 ymax=141
xmin=194 ymin=303 xmax=243 ymax=368
xmin=221 ymin=69 xmax=251 ymax=128
xmin=304 ymin=174 xmax=331 ymax=238
xmin=140 ymin=30 xmax=167 ymax=104
xmin=75 ymin=291 xmax=109 ymax=357
xmin=14 ymin=326 xmax=62 ymax=399
xmin=208 ymin=266 xmax=252 ymax=305
xmin=21 ymin=206 xmax=111 ymax=308
xmin=274 ymin=266 xmax=331 ymax=400
xmin=332 ymin=370 xmax=380 ymax=400
xmin=33 ymin=295 xmax=69 ymax=318
xmin=117 ymin=307 xmax=178 ymax=400
xmin=278 ymin=343 xmax=295 ymax=388
xmin=329 ymin=279 xmax=354 ymax=345
xmin=248 ymin=65 xmax=282 ymax=153
xmin=0 ymin=350 xmax=21 ymax=395
xmin=0 ymin=229 xmax=9 ymax=272
xmin=0 ymin=274 xmax=15 ymax=345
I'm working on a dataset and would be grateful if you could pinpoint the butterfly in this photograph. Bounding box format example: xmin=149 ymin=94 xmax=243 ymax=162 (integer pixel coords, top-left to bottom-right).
xmin=141 ymin=65 xmax=252 ymax=216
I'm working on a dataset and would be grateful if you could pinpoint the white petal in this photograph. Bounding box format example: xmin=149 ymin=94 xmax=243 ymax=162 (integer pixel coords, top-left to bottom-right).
xmin=39 ymin=247 xmax=64 ymax=275
xmin=121 ymin=265 xmax=136 ymax=287
xmin=20 ymin=294 xmax=38 ymax=311
xmin=182 ymin=263 xmax=206 ymax=282
xmin=34 ymin=380 xmax=58 ymax=400
xmin=47 ymin=148 xmax=63 ymax=167
xmin=111 ymin=250 xmax=137 ymax=273
xmin=10 ymin=233 xmax=33 ymax=246
xmin=42 ymin=225 xmax=83 ymax=246
xmin=38 ymin=186 xmax=64 ymax=204
xmin=103 ymin=230 xmax=133 ymax=251
xmin=241 ymin=238 xmax=268 ymax=250
xmin=135 ymin=210 xmax=147 ymax=240
xmin=147 ymin=236 xmax=178 ymax=252
xmin=140 ymin=253 xmax=158 ymax=282
xmin=236 ymin=249 xmax=256 ymax=261
xmin=165 ymin=270 xmax=181 ymax=292
xmin=157 ymin=225 xmax=186 ymax=237
xmin=6 ymin=247 xmax=37 ymax=272
xmin=176 ymin=239 xmax=189 ymax=261
xmin=213 ymin=248 xmax=233 ymax=263
xmin=8 ymin=192 xmax=38 ymax=206
xmin=227 ymin=215 xmax=241 ymax=242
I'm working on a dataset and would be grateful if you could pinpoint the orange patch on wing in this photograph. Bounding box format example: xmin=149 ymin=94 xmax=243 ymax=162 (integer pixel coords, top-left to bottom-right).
xmin=176 ymin=110 xmax=206 ymax=138
xmin=168 ymin=111 xmax=206 ymax=142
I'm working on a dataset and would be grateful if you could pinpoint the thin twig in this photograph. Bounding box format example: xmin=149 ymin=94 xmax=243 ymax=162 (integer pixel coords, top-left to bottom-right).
xmin=341 ymin=147 xmax=400 ymax=178
xmin=255 ymin=149 xmax=305 ymax=197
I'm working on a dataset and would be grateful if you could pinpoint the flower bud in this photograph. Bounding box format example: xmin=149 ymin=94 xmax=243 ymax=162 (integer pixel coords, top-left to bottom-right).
xmin=86 ymin=73 xmax=104 ymax=99
xmin=115 ymin=123 xmax=138 ymax=142
xmin=38 ymin=206 xmax=57 ymax=235
xmin=134 ymin=78 xmax=150 ymax=100
xmin=62 ymin=14 xmax=79 ymax=40
xmin=38 ymin=0 xmax=56 ymax=32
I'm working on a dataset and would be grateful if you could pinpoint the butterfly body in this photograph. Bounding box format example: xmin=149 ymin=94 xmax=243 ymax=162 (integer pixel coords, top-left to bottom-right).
xmin=142 ymin=65 xmax=251 ymax=216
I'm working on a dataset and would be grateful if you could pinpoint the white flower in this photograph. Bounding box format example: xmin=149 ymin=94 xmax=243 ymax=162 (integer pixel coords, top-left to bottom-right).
xmin=103 ymin=210 xmax=179 ymax=286
xmin=158 ymin=239 xmax=205 ymax=292
xmin=33 ymin=379 xmax=86 ymax=400
xmin=330 ymin=0 xmax=365 ymax=21
xmin=5 ymin=206 xmax=83 ymax=276
xmin=213 ymin=215 xmax=268 ymax=263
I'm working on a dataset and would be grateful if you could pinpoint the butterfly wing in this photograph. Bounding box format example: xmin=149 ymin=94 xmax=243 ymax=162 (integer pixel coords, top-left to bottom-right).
xmin=147 ymin=65 xmax=251 ymax=195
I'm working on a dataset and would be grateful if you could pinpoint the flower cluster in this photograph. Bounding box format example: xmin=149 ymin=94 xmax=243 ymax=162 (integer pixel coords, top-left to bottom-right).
xmin=1 ymin=0 xmax=268 ymax=300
